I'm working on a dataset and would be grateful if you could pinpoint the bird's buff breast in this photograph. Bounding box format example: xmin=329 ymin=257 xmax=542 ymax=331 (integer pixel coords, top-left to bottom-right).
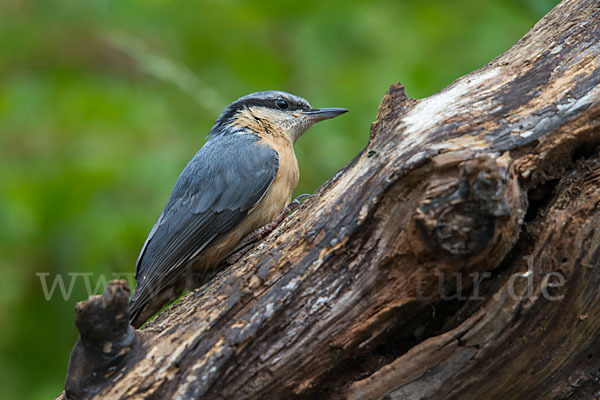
xmin=189 ymin=135 xmax=299 ymax=275
xmin=253 ymin=135 xmax=299 ymax=224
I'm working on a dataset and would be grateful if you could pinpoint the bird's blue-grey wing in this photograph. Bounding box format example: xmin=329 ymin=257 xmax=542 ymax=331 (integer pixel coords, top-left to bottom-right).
xmin=129 ymin=133 xmax=278 ymax=316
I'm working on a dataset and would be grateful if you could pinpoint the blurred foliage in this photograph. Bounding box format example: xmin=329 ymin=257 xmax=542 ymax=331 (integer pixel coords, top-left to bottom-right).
xmin=0 ymin=0 xmax=560 ymax=398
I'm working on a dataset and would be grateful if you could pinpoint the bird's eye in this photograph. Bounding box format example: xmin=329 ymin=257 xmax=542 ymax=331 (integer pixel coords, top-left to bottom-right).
xmin=275 ymin=99 xmax=289 ymax=110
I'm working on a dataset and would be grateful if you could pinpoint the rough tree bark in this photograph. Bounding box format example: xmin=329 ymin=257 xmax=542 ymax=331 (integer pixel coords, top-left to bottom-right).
xmin=59 ymin=0 xmax=600 ymax=399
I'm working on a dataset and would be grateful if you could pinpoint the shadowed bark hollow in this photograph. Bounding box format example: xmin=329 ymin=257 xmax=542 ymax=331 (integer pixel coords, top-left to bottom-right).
xmin=59 ymin=0 xmax=600 ymax=398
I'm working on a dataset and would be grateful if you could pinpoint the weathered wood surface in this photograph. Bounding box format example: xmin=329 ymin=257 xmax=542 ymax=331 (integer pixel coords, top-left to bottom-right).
xmin=60 ymin=0 xmax=600 ymax=398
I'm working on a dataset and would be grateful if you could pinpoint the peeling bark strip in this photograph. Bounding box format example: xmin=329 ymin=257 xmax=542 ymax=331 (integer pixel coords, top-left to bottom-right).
xmin=59 ymin=0 xmax=600 ymax=399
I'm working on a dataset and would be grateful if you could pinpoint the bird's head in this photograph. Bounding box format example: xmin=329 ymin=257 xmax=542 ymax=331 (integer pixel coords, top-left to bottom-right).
xmin=210 ymin=90 xmax=347 ymax=143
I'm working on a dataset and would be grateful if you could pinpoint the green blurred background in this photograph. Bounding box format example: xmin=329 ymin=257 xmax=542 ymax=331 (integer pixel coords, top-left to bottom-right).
xmin=0 ymin=0 xmax=560 ymax=398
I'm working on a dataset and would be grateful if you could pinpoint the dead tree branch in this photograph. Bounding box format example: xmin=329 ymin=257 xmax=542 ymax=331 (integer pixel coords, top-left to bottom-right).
xmin=60 ymin=1 xmax=600 ymax=398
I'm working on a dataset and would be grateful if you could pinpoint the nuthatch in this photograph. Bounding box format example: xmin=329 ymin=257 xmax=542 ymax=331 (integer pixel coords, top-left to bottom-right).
xmin=129 ymin=91 xmax=347 ymax=327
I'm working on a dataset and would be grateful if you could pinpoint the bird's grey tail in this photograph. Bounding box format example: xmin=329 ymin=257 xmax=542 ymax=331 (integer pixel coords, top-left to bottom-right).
xmin=128 ymin=282 xmax=185 ymax=328
xmin=128 ymin=291 xmax=146 ymax=328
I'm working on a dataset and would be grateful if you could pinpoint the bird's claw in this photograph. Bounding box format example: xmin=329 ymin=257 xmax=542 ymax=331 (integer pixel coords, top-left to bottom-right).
xmin=225 ymin=194 xmax=312 ymax=264
xmin=285 ymin=193 xmax=311 ymax=215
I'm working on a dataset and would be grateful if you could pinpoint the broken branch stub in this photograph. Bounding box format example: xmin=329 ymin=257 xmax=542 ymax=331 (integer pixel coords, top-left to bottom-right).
xmin=64 ymin=280 xmax=137 ymax=399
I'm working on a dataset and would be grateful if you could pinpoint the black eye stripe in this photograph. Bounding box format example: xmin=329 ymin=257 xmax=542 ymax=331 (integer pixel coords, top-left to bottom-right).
xmin=228 ymin=97 xmax=307 ymax=112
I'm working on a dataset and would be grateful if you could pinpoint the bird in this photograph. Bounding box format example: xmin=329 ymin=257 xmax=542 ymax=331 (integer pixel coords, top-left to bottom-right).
xmin=129 ymin=90 xmax=347 ymax=328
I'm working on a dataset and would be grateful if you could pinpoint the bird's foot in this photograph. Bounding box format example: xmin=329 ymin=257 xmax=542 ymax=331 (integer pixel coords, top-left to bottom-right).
xmin=285 ymin=193 xmax=310 ymax=214
xmin=225 ymin=194 xmax=311 ymax=264
xmin=250 ymin=193 xmax=310 ymax=240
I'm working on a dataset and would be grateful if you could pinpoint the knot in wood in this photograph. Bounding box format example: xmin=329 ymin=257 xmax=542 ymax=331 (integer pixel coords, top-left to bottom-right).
xmin=434 ymin=202 xmax=495 ymax=256
xmin=416 ymin=155 xmax=512 ymax=258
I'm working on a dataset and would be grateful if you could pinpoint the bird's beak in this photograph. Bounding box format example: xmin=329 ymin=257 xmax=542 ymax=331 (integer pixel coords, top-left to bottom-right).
xmin=296 ymin=107 xmax=348 ymax=122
